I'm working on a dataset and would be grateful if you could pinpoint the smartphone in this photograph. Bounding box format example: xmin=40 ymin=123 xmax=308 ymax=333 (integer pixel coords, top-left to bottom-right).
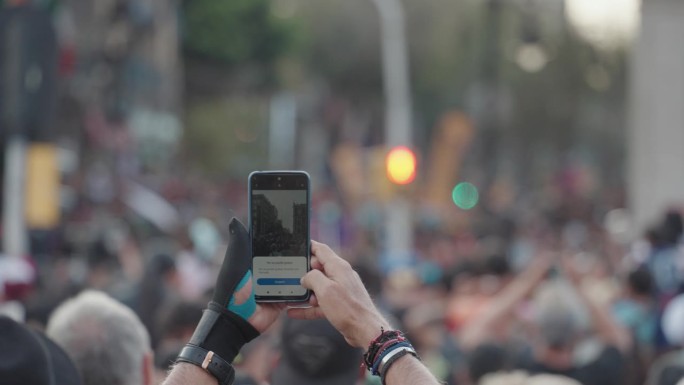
xmin=248 ymin=171 xmax=311 ymax=303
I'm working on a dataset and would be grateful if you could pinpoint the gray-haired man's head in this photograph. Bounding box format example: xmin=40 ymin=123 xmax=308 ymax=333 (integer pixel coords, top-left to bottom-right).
xmin=533 ymin=281 xmax=587 ymax=351
xmin=47 ymin=290 xmax=153 ymax=385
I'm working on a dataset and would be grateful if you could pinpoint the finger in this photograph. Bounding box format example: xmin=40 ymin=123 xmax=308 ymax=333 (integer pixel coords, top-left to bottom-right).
xmin=311 ymin=256 xmax=323 ymax=271
xmin=311 ymin=240 xmax=346 ymax=271
xmin=232 ymin=277 xmax=253 ymax=305
xmin=309 ymin=293 xmax=319 ymax=307
xmin=258 ymin=302 xmax=288 ymax=311
xmin=300 ymin=269 xmax=330 ymax=291
xmin=256 ymin=302 xmax=288 ymax=317
xmin=287 ymin=306 xmax=325 ymax=320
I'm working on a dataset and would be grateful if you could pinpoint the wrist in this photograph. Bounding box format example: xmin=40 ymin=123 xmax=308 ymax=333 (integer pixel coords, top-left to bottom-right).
xmin=171 ymin=361 xmax=218 ymax=385
xmin=380 ymin=352 xmax=416 ymax=384
xmin=362 ymin=328 xmax=419 ymax=379
xmin=176 ymin=345 xmax=235 ymax=385
xmin=177 ymin=302 xmax=258 ymax=385
xmin=358 ymin=316 xmax=391 ymax=348
xmin=189 ymin=302 xmax=259 ymax=364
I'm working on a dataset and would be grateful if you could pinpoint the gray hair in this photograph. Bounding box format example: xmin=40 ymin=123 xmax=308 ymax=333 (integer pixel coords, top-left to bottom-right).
xmin=533 ymin=281 xmax=587 ymax=349
xmin=47 ymin=290 xmax=151 ymax=385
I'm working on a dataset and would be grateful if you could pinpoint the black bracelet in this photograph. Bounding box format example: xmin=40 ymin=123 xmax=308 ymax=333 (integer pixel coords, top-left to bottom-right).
xmin=379 ymin=346 xmax=418 ymax=385
xmin=177 ymin=344 xmax=236 ymax=385
xmin=363 ymin=329 xmax=408 ymax=370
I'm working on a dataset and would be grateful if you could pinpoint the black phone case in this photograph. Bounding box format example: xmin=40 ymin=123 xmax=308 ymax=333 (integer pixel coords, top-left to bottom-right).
xmin=248 ymin=170 xmax=311 ymax=303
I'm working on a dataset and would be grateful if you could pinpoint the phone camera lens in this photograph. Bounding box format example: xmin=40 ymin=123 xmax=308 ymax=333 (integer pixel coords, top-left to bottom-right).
xmin=277 ymin=177 xmax=282 ymax=181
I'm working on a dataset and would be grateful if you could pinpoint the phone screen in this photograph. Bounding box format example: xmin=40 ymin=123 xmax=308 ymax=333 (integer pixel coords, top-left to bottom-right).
xmin=250 ymin=172 xmax=310 ymax=301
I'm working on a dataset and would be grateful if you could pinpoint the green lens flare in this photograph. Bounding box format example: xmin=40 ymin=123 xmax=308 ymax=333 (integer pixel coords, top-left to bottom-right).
xmin=452 ymin=182 xmax=479 ymax=210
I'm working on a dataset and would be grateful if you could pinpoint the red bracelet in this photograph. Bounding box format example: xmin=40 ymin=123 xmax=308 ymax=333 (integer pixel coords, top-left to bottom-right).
xmin=362 ymin=329 xmax=410 ymax=373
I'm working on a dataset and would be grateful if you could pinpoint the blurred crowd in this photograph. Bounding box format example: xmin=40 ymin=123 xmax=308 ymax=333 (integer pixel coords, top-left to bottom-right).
xmin=1 ymin=177 xmax=684 ymax=385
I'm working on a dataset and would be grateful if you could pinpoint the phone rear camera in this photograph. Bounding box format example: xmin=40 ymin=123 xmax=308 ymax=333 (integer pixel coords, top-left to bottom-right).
xmin=277 ymin=183 xmax=282 ymax=187
xmin=277 ymin=177 xmax=282 ymax=181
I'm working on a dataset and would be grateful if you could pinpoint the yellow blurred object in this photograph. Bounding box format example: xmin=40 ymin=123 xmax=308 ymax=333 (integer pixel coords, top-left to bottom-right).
xmin=386 ymin=146 xmax=416 ymax=185
xmin=25 ymin=144 xmax=60 ymax=229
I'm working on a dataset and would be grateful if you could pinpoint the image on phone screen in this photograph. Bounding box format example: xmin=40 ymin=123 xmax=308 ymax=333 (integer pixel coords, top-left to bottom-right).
xmin=250 ymin=173 xmax=309 ymax=301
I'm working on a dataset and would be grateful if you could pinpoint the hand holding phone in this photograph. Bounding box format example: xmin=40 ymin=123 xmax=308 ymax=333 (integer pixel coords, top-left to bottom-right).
xmin=249 ymin=171 xmax=311 ymax=303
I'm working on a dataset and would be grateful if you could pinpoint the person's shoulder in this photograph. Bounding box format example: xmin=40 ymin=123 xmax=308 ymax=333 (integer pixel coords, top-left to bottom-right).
xmin=576 ymin=345 xmax=626 ymax=385
xmin=524 ymin=360 xmax=579 ymax=380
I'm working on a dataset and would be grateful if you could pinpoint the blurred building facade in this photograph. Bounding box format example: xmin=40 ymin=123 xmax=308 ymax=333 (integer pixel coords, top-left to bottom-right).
xmin=57 ymin=0 xmax=182 ymax=170
xmin=0 ymin=0 xmax=184 ymax=257
xmin=629 ymin=0 xmax=684 ymax=230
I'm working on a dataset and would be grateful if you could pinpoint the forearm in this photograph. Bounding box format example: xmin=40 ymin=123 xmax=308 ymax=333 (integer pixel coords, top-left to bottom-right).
xmin=384 ymin=355 xmax=441 ymax=385
xmin=575 ymin=283 xmax=631 ymax=351
xmin=460 ymin=261 xmax=548 ymax=348
xmin=163 ymin=363 xmax=218 ymax=385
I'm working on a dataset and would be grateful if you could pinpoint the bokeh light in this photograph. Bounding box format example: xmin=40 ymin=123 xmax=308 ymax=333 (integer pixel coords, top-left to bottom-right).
xmin=516 ymin=43 xmax=548 ymax=73
xmin=565 ymin=0 xmax=641 ymax=49
xmin=452 ymin=182 xmax=479 ymax=210
xmin=386 ymin=146 xmax=416 ymax=185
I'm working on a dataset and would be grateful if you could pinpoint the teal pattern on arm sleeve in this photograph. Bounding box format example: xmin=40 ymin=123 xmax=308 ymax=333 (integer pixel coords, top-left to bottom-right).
xmin=228 ymin=270 xmax=257 ymax=320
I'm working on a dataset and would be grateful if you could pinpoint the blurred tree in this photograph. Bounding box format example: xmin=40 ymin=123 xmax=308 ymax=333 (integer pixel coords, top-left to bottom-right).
xmin=181 ymin=0 xmax=298 ymax=177
xmin=180 ymin=0 xmax=629 ymax=197
xmin=293 ymin=0 xmax=382 ymax=97
xmin=181 ymin=0 xmax=294 ymax=67
xmin=183 ymin=98 xmax=269 ymax=176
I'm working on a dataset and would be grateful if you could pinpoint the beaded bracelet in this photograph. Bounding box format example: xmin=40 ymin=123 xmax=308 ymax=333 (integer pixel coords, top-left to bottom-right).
xmin=363 ymin=328 xmax=419 ymax=376
xmin=363 ymin=328 xmax=404 ymax=370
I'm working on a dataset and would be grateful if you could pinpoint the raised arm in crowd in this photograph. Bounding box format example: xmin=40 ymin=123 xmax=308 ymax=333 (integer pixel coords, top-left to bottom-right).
xmin=163 ymin=218 xmax=440 ymax=385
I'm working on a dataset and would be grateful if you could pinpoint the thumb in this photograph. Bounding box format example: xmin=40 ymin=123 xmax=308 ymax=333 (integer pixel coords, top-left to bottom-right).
xmin=212 ymin=218 xmax=251 ymax=307
xmin=287 ymin=306 xmax=325 ymax=320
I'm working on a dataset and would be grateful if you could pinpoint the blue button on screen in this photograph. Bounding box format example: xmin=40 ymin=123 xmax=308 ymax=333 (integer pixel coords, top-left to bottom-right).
xmin=257 ymin=278 xmax=301 ymax=285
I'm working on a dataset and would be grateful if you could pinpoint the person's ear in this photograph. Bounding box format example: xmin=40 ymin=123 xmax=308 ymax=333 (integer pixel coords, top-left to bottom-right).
xmin=142 ymin=351 xmax=154 ymax=385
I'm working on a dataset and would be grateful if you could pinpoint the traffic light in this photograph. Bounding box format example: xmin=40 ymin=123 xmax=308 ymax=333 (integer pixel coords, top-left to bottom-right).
xmin=386 ymin=146 xmax=416 ymax=185
xmin=0 ymin=5 xmax=58 ymax=141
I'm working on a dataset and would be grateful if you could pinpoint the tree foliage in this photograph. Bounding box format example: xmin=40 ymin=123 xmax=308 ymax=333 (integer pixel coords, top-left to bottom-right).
xmin=181 ymin=0 xmax=294 ymax=66
xmin=180 ymin=0 xmax=629 ymax=189
xmin=183 ymin=98 xmax=269 ymax=176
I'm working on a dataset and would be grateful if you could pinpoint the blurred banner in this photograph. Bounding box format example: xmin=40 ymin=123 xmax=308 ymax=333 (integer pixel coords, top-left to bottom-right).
xmin=425 ymin=111 xmax=474 ymax=208
xmin=24 ymin=144 xmax=60 ymax=229
xmin=330 ymin=143 xmax=366 ymax=206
